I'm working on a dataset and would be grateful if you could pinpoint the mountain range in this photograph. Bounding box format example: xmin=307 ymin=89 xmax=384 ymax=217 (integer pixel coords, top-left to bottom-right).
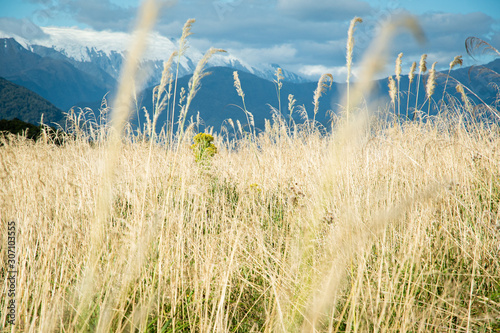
xmin=0 ymin=26 xmax=499 ymax=131
xmin=0 ymin=76 xmax=64 ymax=125
xmin=0 ymin=26 xmax=308 ymax=110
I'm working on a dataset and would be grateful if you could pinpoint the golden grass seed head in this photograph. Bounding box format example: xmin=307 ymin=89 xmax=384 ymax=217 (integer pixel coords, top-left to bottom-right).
xmin=346 ymin=17 xmax=363 ymax=82
xmin=395 ymin=52 xmax=403 ymax=81
xmin=274 ymin=67 xmax=284 ymax=90
xmin=187 ymin=48 xmax=226 ymax=103
xmin=236 ymin=119 xmax=243 ymax=135
xmin=419 ymin=54 xmax=428 ymax=73
xmin=388 ymin=76 xmax=397 ymax=104
xmin=288 ymin=94 xmax=296 ymax=113
xmin=233 ymin=71 xmax=244 ymax=99
xmin=409 ymin=61 xmax=417 ymax=83
xmin=313 ymin=73 xmax=333 ymax=115
xmin=159 ymin=51 xmax=177 ymax=91
xmin=426 ymin=61 xmax=437 ymax=98
xmin=227 ymin=118 xmax=234 ymax=130
xmin=247 ymin=110 xmax=255 ymax=127
xmin=455 ymin=83 xmax=470 ymax=106
xmin=179 ymin=18 xmax=196 ymax=56
xmin=450 ymin=55 xmax=463 ymax=70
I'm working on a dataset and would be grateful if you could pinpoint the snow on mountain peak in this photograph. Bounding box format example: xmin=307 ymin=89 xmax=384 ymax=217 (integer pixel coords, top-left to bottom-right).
xmin=0 ymin=24 xmax=307 ymax=84
xmin=31 ymin=26 xmax=197 ymax=64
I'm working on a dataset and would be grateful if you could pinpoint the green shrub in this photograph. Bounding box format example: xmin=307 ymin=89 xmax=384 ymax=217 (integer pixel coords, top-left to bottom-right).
xmin=191 ymin=133 xmax=217 ymax=163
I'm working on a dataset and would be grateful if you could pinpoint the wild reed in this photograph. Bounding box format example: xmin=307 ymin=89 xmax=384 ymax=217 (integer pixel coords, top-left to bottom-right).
xmin=414 ymin=54 xmax=428 ymax=116
xmin=345 ymin=17 xmax=363 ymax=120
xmin=388 ymin=75 xmax=397 ymax=111
xmin=274 ymin=67 xmax=284 ymax=116
xmin=151 ymin=50 xmax=177 ymax=137
xmin=169 ymin=18 xmax=195 ymax=144
xmin=425 ymin=61 xmax=437 ymax=116
xmin=79 ymin=0 xmax=162 ymax=330
xmin=441 ymin=55 xmax=463 ymax=105
xmin=176 ymin=47 xmax=226 ymax=142
xmin=395 ymin=52 xmax=403 ymax=116
xmin=313 ymin=73 xmax=334 ymax=123
xmin=287 ymin=93 xmax=296 ymax=128
xmin=232 ymin=70 xmax=255 ymax=137
xmin=407 ymin=61 xmax=417 ymax=119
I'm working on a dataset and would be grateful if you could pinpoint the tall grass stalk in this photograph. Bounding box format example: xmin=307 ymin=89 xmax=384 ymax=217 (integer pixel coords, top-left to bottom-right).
xmin=395 ymin=52 xmax=403 ymax=117
xmin=313 ymin=73 xmax=333 ymax=124
xmin=176 ymin=47 xmax=225 ymax=146
xmin=414 ymin=54 xmax=428 ymax=117
xmin=233 ymin=70 xmax=255 ymax=138
xmin=83 ymin=0 xmax=162 ymax=330
xmin=152 ymin=50 xmax=177 ymax=138
xmin=425 ymin=61 xmax=437 ymax=116
xmin=388 ymin=75 xmax=397 ymax=114
xmin=170 ymin=18 xmax=195 ymax=145
xmin=407 ymin=61 xmax=417 ymax=119
xmin=274 ymin=67 xmax=284 ymax=117
xmin=441 ymin=55 xmax=463 ymax=105
xmin=345 ymin=17 xmax=363 ymax=121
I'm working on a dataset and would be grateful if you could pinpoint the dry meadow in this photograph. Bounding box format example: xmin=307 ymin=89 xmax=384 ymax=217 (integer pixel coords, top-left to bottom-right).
xmin=1 ymin=4 xmax=500 ymax=332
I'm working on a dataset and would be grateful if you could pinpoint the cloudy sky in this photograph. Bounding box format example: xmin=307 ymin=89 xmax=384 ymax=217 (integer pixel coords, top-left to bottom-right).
xmin=1 ymin=0 xmax=499 ymax=81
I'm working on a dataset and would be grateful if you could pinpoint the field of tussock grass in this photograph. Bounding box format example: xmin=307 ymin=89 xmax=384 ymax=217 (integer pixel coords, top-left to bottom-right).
xmin=1 ymin=2 xmax=500 ymax=332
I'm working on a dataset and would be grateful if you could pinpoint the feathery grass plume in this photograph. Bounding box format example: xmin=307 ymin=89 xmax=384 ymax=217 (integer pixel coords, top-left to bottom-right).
xmin=177 ymin=47 xmax=226 ymax=142
xmin=82 ymin=0 xmax=163 ymax=330
xmin=227 ymin=118 xmax=235 ymax=133
xmin=178 ymin=86 xmax=186 ymax=107
xmin=409 ymin=61 xmax=417 ymax=83
xmin=288 ymin=93 xmax=296 ymax=127
xmin=414 ymin=54 xmax=428 ymax=115
xmin=156 ymin=51 xmax=177 ymax=107
xmin=346 ymin=17 xmax=363 ymax=120
xmin=388 ymin=75 xmax=397 ymax=109
xmin=233 ymin=71 xmax=245 ymax=99
xmin=274 ymin=67 xmax=284 ymax=115
xmin=419 ymin=54 xmax=428 ymax=73
xmin=456 ymin=83 xmax=472 ymax=114
xmin=406 ymin=61 xmax=417 ymax=119
xmin=465 ymin=36 xmax=500 ymax=59
xmin=426 ymin=61 xmax=437 ymax=98
xmin=395 ymin=52 xmax=403 ymax=116
xmin=170 ymin=18 xmax=196 ymax=145
xmin=153 ymin=50 xmax=177 ymax=136
xmin=313 ymin=73 xmax=333 ymax=122
xmin=426 ymin=61 xmax=437 ymax=115
xmin=442 ymin=55 xmax=463 ymax=104
xmin=450 ymin=55 xmax=463 ymax=70
xmin=236 ymin=119 xmax=243 ymax=136
xmin=233 ymin=71 xmax=255 ymax=136
xmin=395 ymin=52 xmax=403 ymax=80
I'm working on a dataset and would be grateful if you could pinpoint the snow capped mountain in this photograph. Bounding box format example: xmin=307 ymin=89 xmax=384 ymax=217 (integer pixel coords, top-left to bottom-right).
xmin=0 ymin=26 xmax=309 ymax=86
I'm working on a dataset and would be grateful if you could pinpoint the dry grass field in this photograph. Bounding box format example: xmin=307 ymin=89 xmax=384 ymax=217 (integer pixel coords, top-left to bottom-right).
xmin=1 ymin=3 xmax=500 ymax=332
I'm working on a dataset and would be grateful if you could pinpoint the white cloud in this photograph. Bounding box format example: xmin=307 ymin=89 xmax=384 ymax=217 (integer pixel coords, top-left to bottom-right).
xmin=227 ymin=44 xmax=298 ymax=66
xmin=3 ymin=1 xmax=499 ymax=84
xmin=0 ymin=17 xmax=48 ymax=40
xmin=277 ymin=0 xmax=373 ymax=21
xmin=298 ymin=65 xmax=348 ymax=81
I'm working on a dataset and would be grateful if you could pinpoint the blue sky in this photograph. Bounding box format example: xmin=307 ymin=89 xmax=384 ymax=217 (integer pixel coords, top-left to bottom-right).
xmin=1 ymin=0 xmax=499 ymax=80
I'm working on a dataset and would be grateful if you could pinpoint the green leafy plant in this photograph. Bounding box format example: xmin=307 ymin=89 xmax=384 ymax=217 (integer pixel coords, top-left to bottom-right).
xmin=191 ymin=132 xmax=217 ymax=163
